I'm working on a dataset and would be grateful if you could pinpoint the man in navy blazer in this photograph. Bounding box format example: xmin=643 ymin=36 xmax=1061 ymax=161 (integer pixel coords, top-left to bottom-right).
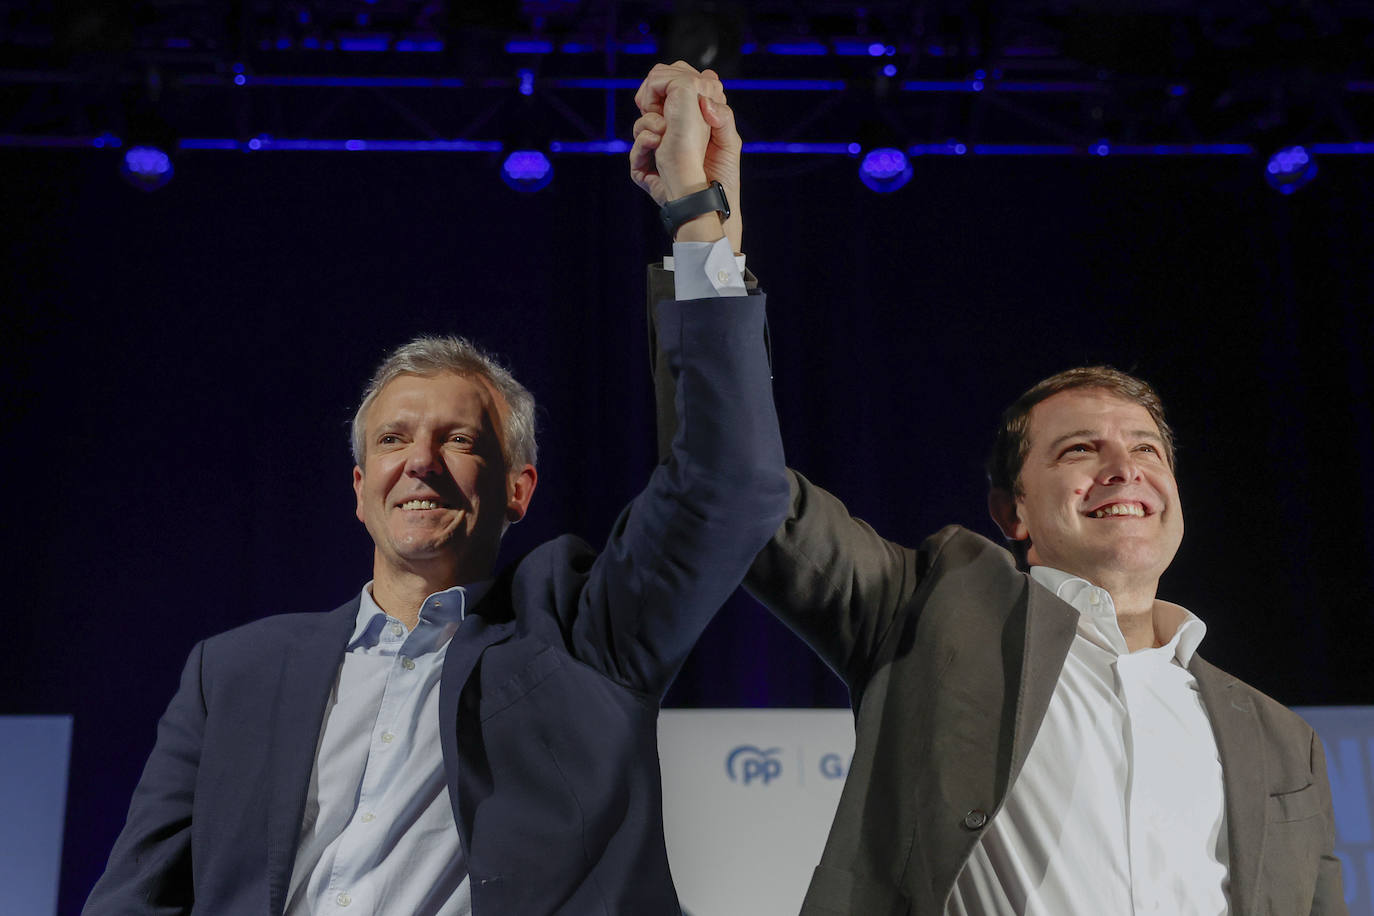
xmin=86 ymin=67 xmax=786 ymax=915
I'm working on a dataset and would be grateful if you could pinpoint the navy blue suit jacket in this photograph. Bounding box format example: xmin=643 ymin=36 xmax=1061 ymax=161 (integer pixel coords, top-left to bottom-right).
xmin=85 ymin=294 xmax=789 ymax=915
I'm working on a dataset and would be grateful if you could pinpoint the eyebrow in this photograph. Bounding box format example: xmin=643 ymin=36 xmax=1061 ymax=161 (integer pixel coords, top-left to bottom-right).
xmin=371 ymin=419 xmax=413 ymax=437
xmin=1047 ymin=429 xmax=1163 ymax=451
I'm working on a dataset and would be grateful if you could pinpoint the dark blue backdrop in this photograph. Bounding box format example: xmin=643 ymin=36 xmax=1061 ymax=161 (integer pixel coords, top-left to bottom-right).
xmin=3 ymin=146 xmax=1371 ymax=912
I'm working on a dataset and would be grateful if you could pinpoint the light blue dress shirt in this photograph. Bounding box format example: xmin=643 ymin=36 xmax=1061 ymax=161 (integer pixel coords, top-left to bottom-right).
xmin=285 ymin=581 xmax=488 ymax=916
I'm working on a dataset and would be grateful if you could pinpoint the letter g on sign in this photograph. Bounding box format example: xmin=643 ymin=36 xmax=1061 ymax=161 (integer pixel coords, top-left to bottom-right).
xmin=819 ymin=752 xmax=849 ymax=780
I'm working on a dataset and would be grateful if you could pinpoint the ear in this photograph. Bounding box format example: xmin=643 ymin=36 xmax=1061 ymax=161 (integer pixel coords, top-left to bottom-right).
xmin=353 ymin=466 xmax=366 ymax=523
xmin=506 ymin=464 xmax=538 ymax=523
xmin=987 ymin=487 xmax=1028 ymax=541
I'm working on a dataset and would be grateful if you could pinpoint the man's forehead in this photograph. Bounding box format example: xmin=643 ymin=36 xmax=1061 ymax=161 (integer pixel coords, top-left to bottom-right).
xmin=1029 ymin=388 xmax=1161 ymax=442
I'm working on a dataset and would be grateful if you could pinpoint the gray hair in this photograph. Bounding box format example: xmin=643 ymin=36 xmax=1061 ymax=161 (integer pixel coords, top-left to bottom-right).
xmin=351 ymin=335 xmax=538 ymax=470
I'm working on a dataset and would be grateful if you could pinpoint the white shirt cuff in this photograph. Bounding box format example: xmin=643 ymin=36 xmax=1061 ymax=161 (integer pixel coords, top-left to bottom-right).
xmin=667 ymin=237 xmax=748 ymax=299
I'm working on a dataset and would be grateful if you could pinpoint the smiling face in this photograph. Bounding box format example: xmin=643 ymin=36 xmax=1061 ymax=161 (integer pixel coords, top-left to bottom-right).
xmin=992 ymin=387 xmax=1184 ymax=594
xmin=352 ymin=371 xmax=536 ymax=588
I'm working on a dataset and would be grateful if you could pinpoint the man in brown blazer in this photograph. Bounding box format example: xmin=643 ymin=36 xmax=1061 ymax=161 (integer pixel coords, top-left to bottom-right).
xmin=633 ymin=63 xmax=1345 ymax=916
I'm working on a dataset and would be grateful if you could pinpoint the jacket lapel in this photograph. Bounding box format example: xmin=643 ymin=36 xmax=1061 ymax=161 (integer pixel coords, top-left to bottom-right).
xmin=1010 ymin=580 xmax=1079 ymax=788
xmin=439 ymin=579 xmax=517 ymax=851
xmin=265 ymin=599 xmax=359 ymax=916
xmin=1191 ymin=655 xmax=1265 ymax=916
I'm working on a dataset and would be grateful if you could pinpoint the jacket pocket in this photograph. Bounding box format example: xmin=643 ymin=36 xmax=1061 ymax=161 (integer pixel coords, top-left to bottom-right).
xmin=1267 ymin=783 xmax=1320 ymax=822
xmin=479 ymin=646 xmax=564 ymax=721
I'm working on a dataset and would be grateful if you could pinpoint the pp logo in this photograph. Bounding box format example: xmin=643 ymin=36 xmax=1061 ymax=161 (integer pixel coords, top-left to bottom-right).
xmin=726 ymin=745 xmax=783 ymax=785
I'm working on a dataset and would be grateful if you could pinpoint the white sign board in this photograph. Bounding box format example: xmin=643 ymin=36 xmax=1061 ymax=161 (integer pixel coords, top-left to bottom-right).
xmin=658 ymin=709 xmax=854 ymax=916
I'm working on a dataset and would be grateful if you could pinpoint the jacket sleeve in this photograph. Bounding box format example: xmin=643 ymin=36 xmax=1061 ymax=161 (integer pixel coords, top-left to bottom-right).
xmin=83 ymin=642 xmax=205 ymax=915
xmin=567 ymin=280 xmax=789 ymax=696
xmin=646 ymin=262 xmax=922 ymax=695
xmin=745 ymin=470 xmax=926 ymax=694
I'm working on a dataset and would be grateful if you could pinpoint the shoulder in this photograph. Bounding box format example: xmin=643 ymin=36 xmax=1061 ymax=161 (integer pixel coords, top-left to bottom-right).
xmin=919 ymin=524 xmax=1021 ymax=581
xmin=924 ymin=524 xmax=1013 ymax=560
xmin=494 ymin=534 xmax=599 ymax=625
xmin=507 ymin=534 xmax=599 ymax=583
xmin=198 ymin=598 xmax=359 ymax=661
xmin=1192 ymin=655 xmax=1317 ymax=742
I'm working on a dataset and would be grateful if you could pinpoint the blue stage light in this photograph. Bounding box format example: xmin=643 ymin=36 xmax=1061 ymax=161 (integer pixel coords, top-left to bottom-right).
xmin=505 ymin=39 xmax=553 ymax=54
xmin=1265 ymin=145 xmax=1318 ymax=194
xmin=120 ymin=145 xmax=173 ymax=191
xmin=501 ymin=150 xmax=553 ymax=192
xmin=767 ymin=41 xmax=827 ymax=55
xmin=858 ymin=147 xmax=912 ymax=193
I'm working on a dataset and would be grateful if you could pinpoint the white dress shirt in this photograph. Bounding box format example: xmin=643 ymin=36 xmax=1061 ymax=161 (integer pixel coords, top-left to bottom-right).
xmin=947 ymin=567 xmax=1230 ymax=915
xmin=285 ymin=581 xmax=487 ymax=916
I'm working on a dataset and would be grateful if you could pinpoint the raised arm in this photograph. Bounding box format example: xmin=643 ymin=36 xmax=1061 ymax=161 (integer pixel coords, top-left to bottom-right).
xmin=634 ymin=73 xmax=924 ymax=696
xmin=561 ymin=63 xmax=787 ymax=696
xmin=747 ymin=470 xmax=928 ymax=692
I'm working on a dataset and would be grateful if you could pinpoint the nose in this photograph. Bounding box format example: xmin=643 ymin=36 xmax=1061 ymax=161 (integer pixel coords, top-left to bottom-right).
xmin=404 ymin=440 xmax=444 ymax=479
xmin=1097 ymin=444 xmax=1142 ymax=485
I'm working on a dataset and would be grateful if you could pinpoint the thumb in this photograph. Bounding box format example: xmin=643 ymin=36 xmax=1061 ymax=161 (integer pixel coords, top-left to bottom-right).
xmin=699 ymin=95 xmax=724 ymax=129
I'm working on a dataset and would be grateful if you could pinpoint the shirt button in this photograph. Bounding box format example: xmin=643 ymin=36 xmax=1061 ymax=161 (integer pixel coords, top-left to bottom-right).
xmin=962 ymin=809 xmax=989 ymax=830
xmin=381 ymin=731 xmax=395 ymax=743
xmin=389 ymin=622 xmax=404 ymax=637
xmin=401 ymin=657 xmax=416 ymax=670
xmin=360 ymin=812 xmax=376 ymax=823
xmin=336 ymin=892 xmax=352 ymax=907
xmin=716 ymin=269 xmax=731 ymax=284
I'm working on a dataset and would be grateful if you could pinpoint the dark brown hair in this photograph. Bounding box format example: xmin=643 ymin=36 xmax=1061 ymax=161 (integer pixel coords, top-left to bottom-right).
xmin=986 ymin=366 xmax=1175 ymax=496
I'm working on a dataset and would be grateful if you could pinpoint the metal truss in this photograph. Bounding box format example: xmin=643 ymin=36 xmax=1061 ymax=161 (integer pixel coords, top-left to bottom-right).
xmin=2 ymin=0 xmax=1371 ymax=157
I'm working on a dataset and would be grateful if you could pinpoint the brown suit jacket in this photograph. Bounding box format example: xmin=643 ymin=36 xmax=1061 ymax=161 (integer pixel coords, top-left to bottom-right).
xmin=747 ymin=471 xmax=1346 ymax=916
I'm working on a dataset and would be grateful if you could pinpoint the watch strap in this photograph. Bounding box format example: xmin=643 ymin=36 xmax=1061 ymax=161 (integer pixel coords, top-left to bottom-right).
xmin=659 ymin=181 xmax=731 ymax=238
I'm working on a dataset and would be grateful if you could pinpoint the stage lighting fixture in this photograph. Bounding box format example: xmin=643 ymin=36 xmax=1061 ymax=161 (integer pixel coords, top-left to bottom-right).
xmin=1265 ymin=145 xmax=1317 ymax=194
xmin=120 ymin=145 xmax=173 ymax=191
xmin=858 ymin=147 xmax=912 ymax=193
xmin=501 ymin=149 xmax=553 ymax=192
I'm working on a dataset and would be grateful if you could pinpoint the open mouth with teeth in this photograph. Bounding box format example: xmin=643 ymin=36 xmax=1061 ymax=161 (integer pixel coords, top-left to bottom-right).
xmin=400 ymin=499 xmax=448 ymax=510
xmin=1087 ymin=502 xmax=1147 ymax=519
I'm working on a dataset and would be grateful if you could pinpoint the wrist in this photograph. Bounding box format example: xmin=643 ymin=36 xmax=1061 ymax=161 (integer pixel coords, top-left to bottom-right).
xmin=674 ymin=212 xmax=726 ymax=243
xmin=659 ymin=180 xmax=731 ymax=242
xmin=661 ymin=172 xmax=709 ymax=203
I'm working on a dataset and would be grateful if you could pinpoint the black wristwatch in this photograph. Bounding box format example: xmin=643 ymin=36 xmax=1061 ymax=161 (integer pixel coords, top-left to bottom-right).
xmin=659 ymin=181 xmax=731 ymax=239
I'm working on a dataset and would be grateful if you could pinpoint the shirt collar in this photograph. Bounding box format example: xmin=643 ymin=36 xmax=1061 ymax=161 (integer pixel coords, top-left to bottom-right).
xmin=1029 ymin=566 xmax=1207 ymax=665
xmin=348 ymin=580 xmax=494 ymax=648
